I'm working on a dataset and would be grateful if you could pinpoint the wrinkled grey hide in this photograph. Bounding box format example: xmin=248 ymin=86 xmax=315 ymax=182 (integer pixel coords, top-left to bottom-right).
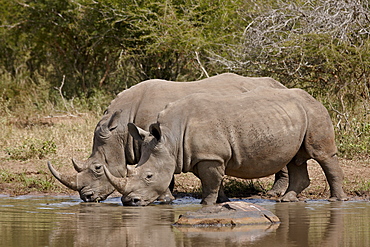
xmin=48 ymin=73 xmax=287 ymax=202
xmin=105 ymin=87 xmax=347 ymax=206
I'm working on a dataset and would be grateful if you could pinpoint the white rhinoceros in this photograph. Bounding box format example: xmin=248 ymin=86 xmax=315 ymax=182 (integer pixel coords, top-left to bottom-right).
xmin=104 ymin=87 xmax=347 ymax=205
xmin=48 ymin=73 xmax=288 ymax=202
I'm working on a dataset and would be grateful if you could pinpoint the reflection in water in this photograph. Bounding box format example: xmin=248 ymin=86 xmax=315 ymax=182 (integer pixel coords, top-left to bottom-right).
xmin=50 ymin=203 xmax=178 ymax=246
xmin=0 ymin=196 xmax=369 ymax=247
xmin=245 ymin=201 xmax=370 ymax=247
xmin=174 ymin=223 xmax=280 ymax=246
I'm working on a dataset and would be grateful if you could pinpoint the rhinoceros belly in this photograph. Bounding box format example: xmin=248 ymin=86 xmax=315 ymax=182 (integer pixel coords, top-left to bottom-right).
xmin=224 ymin=105 xmax=307 ymax=179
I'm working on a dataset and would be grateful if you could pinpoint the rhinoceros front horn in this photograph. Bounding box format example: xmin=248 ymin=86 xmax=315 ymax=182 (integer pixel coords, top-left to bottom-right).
xmin=47 ymin=161 xmax=78 ymax=191
xmin=103 ymin=165 xmax=127 ymax=194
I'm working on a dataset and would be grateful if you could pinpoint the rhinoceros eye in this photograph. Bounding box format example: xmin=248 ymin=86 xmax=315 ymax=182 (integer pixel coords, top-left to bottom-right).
xmin=145 ymin=173 xmax=153 ymax=181
xmin=93 ymin=164 xmax=104 ymax=175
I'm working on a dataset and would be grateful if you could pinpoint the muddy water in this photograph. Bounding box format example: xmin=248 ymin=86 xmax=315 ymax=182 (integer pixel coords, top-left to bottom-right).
xmin=0 ymin=195 xmax=369 ymax=247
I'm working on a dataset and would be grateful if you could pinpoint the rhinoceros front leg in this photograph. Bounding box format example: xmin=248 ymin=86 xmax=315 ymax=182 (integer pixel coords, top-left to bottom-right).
xmin=267 ymin=166 xmax=289 ymax=197
xmin=194 ymin=160 xmax=225 ymax=205
xmin=216 ymin=182 xmax=230 ymax=203
xmin=281 ymin=160 xmax=310 ymax=202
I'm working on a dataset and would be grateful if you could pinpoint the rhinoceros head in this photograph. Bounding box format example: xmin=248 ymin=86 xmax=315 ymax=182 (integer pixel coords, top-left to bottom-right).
xmin=48 ymin=111 xmax=127 ymax=202
xmin=104 ymin=122 xmax=176 ymax=206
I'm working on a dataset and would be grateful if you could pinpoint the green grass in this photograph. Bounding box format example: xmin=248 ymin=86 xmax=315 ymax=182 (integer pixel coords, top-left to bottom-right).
xmin=354 ymin=180 xmax=370 ymax=196
xmin=0 ymin=168 xmax=60 ymax=193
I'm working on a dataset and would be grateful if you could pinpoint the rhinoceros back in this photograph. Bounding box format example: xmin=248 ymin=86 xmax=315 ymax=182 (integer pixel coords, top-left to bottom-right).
xmin=157 ymin=88 xmax=311 ymax=178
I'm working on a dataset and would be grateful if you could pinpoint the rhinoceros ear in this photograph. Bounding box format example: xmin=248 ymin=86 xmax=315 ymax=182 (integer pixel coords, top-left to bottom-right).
xmin=128 ymin=123 xmax=150 ymax=141
xmin=149 ymin=122 xmax=161 ymax=141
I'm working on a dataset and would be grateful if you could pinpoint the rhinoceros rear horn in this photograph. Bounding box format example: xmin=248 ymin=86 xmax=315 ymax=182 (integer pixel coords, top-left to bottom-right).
xmin=71 ymin=158 xmax=86 ymax=172
xmin=103 ymin=165 xmax=127 ymax=195
xmin=47 ymin=161 xmax=78 ymax=191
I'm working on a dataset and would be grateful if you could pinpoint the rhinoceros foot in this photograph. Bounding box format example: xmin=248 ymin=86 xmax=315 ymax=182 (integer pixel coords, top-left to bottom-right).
xmin=267 ymin=186 xmax=286 ymax=197
xmin=267 ymin=179 xmax=288 ymax=197
xmin=280 ymin=191 xmax=299 ymax=202
xmin=328 ymin=195 xmax=348 ymax=202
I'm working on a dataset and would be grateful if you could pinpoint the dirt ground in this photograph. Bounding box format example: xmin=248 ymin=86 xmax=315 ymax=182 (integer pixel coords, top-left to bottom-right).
xmin=0 ymin=157 xmax=369 ymax=201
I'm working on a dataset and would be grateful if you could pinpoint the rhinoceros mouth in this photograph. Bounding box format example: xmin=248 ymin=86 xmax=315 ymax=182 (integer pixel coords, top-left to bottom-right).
xmin=80 ymin=194 xmax=103 ymax=203
xmin=92 ymin=197 xmax=102 ymax=203
xmin=80 ymin=188 xmax=103 ymax=203
xmin=121 ymin=195 xmax=152 ymax=206
xmin=82 ymin=195 xmax=102 ymax=203
xmin=122 ymin=200 xmax=139 ymax=206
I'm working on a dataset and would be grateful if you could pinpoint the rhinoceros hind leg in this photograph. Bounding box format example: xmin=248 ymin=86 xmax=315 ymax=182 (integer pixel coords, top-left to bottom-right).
xmin=267 ymin=167 xmax=289 ymax=197
xmin=315 ymin=155 xmax=347 ymax=201
xmin=281 ymin=160 xmax=310 ymax=202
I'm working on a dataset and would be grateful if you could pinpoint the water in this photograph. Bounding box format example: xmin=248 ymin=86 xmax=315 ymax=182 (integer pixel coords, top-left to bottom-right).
xmin=0 ymin=195 xmax=369 ymax=247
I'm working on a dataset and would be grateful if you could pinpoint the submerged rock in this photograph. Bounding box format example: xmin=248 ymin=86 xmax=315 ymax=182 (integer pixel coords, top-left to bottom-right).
xmin=174 ymin=201 xmax=280 ymax=226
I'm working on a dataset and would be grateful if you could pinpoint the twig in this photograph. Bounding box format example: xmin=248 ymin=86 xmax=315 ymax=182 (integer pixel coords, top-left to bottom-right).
xmin=329 ymin=103 xmax=350 ymax=130
xmin=195 ymin=51 xmax=209 ymax=78
xmin=47 ymin=76 xmax=86 ymax=118
xmin=54 ymin=75 xmax=69 ymax=113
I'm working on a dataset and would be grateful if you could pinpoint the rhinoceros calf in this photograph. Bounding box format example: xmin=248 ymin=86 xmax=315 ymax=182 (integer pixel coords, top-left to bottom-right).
xmin=48 ymin=73 xmax=287 ymax=202
xmin=104 ymin=87 xmax=347 ymax=205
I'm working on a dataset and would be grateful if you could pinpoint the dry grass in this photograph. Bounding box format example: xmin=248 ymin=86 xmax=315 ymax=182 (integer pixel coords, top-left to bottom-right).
xmin=0 ymin=114 xmax=99 ymax=195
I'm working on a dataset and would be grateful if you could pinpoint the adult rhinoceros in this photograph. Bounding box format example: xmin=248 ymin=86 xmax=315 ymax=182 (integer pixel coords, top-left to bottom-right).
xmin=104 ymin=87 xmax=347 ymax=205
xmin=48 ymin=73 xmax=288 ymax=202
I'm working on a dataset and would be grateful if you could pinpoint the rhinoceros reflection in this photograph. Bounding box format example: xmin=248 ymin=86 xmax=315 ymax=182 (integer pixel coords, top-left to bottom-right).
xmin=173 ymin=224 xmax=279 ymax=246
xmin=48 ymin=203 xmax=178 ymax=247
xmin=47 ymin=201 xmax=348 ymax=247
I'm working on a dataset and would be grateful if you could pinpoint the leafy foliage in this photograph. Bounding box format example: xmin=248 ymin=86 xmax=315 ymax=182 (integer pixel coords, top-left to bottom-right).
xmin=0 ymin=0 xmax=245 ymax=95
xmin=209 ymin=0 xmax=370 ymax=157
xmin=0 ymin=0 xmax=369 ymax=157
